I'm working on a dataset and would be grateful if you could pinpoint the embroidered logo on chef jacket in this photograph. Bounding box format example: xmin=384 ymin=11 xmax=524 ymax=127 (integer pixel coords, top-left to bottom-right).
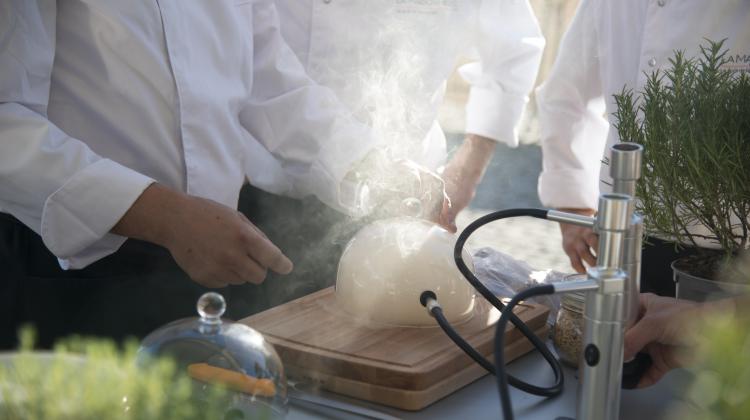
xmin=395 ymin=0 xmax=457 ymax=15
xmin=723 ymin=52 xmax=750 ymax=74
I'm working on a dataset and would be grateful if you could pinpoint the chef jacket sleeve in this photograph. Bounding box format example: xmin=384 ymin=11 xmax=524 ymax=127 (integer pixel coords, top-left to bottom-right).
xmin=459 ymin=0 xmax=545 ymax=147
xmin=239 ymin=0 xmax=379 ymax=213
xmin=0 ymin=1 xmax=155 ymax=269
xmin=536 ymin=0 xmax=608 ymax=210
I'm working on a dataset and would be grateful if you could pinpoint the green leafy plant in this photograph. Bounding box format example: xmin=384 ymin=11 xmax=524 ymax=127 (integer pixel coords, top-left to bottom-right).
xmin=613 ymin=40 xmax=750 ymax=270
xmin=0 ymin=328 xmax=230 ymax=420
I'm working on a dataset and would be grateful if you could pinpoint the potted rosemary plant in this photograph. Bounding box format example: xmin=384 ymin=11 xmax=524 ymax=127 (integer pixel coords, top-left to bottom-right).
xmin=613 ymin=40 xmax=750 ymax=300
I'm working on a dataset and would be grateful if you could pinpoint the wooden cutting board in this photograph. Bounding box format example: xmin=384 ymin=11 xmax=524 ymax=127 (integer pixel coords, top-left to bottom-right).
xmin=241 ymin=287 xmax=549 ymax=411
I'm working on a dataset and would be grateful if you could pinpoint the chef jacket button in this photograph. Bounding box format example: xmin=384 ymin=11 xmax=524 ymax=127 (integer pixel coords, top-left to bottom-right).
xmin=648 ymin=58 xmax=657 ymax=67
xmin=323 ymin=0 xmax=332 ymax=3
xmin=657 ymin=0 xmax=666 ymax=6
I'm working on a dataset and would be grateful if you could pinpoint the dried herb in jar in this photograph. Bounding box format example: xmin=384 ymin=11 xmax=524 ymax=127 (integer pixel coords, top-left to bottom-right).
xmin=553 ymin=291 xmax=585 ymax=368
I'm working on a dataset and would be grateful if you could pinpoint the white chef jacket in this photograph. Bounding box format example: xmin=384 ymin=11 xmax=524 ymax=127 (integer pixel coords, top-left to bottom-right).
xmin=537 ymin=0 xmax=750 ymax=211
xmin=0 ymin=0 xmax=376 ymax=269
xmin=275 ymin=0 xmax=545 ymax=170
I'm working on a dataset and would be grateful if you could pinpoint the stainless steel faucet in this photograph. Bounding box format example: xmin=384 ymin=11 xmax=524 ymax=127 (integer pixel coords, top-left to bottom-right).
xmin=609 ymin=142 xmax=644 ymax=331
xmin=545 ymin=143 xmax=644 ymax=419
xmin=577 ymin=192 xmax=632 ymax=419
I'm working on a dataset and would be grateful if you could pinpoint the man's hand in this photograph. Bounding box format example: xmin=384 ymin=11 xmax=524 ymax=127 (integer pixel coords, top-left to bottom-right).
xmin=113 ymin=183 xmax=293 ymax=288
xmin=438 ymin=135 xmax=496 ymax=232
xmin=624 ymin=293 xmax=700 ymax=388
xmin=558 ymin=207 xmax=598 ymax=273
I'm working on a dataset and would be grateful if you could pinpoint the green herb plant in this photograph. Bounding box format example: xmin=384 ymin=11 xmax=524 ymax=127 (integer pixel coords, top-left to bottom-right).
xmin=613 ymin=40 xmax=750 ymax=268
xmin=0 ymin=328 xmax=230 ymax=420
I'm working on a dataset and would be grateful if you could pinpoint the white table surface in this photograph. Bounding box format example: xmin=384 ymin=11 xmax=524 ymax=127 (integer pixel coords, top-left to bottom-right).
xmin=286 ymin=348 xmax=694 ymax=420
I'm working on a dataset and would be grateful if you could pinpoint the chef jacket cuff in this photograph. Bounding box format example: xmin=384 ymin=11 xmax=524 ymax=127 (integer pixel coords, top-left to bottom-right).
xmin=41 ymin=159 xmax=155 ymax=269
xmin=465 ymin=86 xmax=526 ymax=148
xmin=538 ymin=168 xmax=599 ymax=210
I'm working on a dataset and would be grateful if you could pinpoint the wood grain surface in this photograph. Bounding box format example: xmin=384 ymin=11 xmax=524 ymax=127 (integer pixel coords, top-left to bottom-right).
xmin=242 ymin=287 xmax=550 ymax=410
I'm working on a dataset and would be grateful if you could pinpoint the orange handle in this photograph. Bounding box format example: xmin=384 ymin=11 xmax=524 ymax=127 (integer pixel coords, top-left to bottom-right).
xmin=187 ymin=363 xmax=276 ymax=397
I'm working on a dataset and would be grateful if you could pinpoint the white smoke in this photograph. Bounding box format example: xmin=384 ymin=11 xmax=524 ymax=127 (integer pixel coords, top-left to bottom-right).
xmin=306 ymin=0 xmax=472 ymax=170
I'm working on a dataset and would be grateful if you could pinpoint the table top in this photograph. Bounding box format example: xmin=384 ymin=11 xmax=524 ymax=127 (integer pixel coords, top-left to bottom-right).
xmin=286 ymin=348 xmax=694 ymax=420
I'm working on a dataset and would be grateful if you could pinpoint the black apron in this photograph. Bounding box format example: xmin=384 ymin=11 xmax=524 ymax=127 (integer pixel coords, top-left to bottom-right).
xmin=0 ymin=184 xmax=356 ymax=349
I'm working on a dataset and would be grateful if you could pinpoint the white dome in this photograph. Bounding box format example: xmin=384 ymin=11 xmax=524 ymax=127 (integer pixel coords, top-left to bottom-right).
xmin=336 ymin=217 xmax=475 ymax=326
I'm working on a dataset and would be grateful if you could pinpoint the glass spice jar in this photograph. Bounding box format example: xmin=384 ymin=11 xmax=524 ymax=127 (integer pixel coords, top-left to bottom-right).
xmin=552 ymin=291 xmax=585 ymax=368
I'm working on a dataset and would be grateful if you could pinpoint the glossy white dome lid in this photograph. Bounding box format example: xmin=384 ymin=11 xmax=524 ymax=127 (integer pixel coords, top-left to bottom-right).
xmin=336 ymin=217 xmax=475 ymax=326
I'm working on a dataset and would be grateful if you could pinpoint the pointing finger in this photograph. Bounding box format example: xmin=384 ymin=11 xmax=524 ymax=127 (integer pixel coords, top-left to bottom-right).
xmin=245 ymin=230 xmax=293 ymax=275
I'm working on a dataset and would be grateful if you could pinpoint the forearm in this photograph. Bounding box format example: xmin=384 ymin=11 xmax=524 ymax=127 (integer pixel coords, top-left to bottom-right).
xmin=441 ymin=134 xmax=496 ymax=196
xmin=111 ymin=183 xmax=186 ymax=248
xmin=460 ymin=134 xmax=497 ymax=176
xmin=437 ymin=134 xmax=496 ymax=231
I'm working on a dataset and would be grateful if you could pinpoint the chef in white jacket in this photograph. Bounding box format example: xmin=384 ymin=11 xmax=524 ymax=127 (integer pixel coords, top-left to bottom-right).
xmin=537 ymin=0 xmax=750 ymax=295
xmin=275 ymin=0 xmax=545 ymax=231
xmin=0 ymin=0 xmax=439 ymax=348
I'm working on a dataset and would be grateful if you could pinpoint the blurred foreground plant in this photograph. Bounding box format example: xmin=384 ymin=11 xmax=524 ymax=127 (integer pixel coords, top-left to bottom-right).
xmin=674 ymin=311 xmax=750 ymax=420
xmin=669 ymin=252 xmax=750 ymax=420
xmin=0 ymin=328 xmax=229 ymax=420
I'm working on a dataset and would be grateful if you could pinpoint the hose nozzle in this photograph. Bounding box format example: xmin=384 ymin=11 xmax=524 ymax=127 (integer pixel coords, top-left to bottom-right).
xmin=420 ymin=290 xmax=441 ymax=315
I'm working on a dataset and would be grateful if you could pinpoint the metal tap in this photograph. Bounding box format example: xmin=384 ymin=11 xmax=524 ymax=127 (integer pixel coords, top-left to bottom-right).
xmin=609 ymin=143 xmax=644 ymax=330
xmin=547 ymin=191 xmax=633 ymax=420
xmin=577 ymin=192 xmax=633 ymax=420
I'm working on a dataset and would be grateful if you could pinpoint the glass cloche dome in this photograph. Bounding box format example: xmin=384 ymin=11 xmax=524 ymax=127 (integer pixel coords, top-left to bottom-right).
xmin=137 ymin=292 xmax=287 ymax=418
xmin=336 ymin=217 xmax=476 ymax=327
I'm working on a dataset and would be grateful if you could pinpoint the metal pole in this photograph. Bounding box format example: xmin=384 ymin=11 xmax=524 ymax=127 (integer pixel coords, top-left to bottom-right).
xmin=577 ymin=193 xmax=633 ymax=420
xmin=609 ymin=143 xmax=644 ymax=331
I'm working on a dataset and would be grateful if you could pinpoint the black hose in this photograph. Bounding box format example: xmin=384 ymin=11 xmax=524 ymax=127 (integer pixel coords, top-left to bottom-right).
xmin=494 ymin=284 xmax=556 ymax=420
xmin=456 ymin=209 xmax=563 ymax=395
xmin=423 ymin=284 xmax=558 ymax=420
xmin=419 ymin=208 xmax=565 ymax=417
xmin=424 ymin=288 xmax=563 ymax=396
xmin=430 ymin=304 xmax=497 ymax=374
xmin=454 ymin=208 xmax=548 ymax=310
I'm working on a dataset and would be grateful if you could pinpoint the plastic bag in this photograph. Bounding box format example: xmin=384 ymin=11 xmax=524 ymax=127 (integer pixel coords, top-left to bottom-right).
xmin=472 ymin=247 xmax=580 ymax=325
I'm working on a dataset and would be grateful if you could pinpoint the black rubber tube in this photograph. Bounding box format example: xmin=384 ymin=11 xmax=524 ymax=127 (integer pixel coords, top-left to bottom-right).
xmin=425 ymin=286 xmax=562 ymax=418
xmin=427 ymin=297 xmax=562 ymax=397
xmin=420 ymin=208 xmax=564 ymax=414
xmin=454 ymin=209 xmax=563 ymax=395
xmin=431 ymin=305 xmax=497 ymax=374
xmin=454 ymin=208 xmax=549 ymax=310
xmin=494 ymin=284 xmax=556 ymax=420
